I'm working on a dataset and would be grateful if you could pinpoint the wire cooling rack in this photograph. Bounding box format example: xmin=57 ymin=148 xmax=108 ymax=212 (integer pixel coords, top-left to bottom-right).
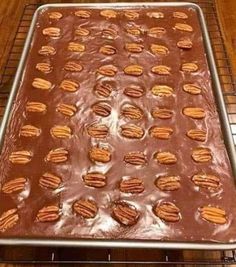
xmin=0 ymin=0 xmax=236 ymax=265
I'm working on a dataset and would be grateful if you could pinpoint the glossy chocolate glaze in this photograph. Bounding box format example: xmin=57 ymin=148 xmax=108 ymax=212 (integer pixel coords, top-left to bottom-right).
xmin=0 ymin=6 xmax=236 ymax=242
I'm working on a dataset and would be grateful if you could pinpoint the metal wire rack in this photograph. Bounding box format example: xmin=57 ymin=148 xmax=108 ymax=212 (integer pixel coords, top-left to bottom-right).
xmin=0 ymin=0 xmax=236 ymax=265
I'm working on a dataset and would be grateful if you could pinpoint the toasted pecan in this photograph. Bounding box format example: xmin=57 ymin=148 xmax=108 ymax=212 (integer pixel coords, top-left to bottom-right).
xmin=39 ymin=172 xmax=62 ymax=190
xmin=73 ymin=199 xmax=98 ymax=218
xmin=199 ymin=206 xmax=227 ymax=224
xmin=56 ymin=103 xmax=77 ymax=117
xmin=89 ymin=146 xmax=111 ymax=163
xmin=0 ymin=209 xmax=19 ymax=232
xmin=36 ymin=205 xmax=60 ymax=222
xmin=113 ymin=202 xmax=139 ymax=225
xmin=2 ymin=178 xmax=27 ymax=194
xmin=9 ymin=151 xmax=32 ymax=164
xmin=154 ymin=202 xmax=180 ymax=222
xmin=155 ymin=152 xmax=177 ymax=164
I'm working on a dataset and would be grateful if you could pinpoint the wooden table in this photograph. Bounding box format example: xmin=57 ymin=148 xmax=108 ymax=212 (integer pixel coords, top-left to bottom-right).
xmin=0 ymin=0 xmax=236 ymax=266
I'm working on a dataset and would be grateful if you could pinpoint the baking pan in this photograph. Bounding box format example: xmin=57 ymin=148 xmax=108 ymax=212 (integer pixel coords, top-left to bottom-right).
xmin=0 ymin=2 xmax=236 ymax=250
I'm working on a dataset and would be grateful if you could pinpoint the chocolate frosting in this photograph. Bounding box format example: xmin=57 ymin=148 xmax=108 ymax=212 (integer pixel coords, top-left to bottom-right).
xmin=1 ymin=6 xmax=236 ymax=243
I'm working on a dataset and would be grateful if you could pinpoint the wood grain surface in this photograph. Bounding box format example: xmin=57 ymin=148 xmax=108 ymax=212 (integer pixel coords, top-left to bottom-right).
xmin=0 ymin=0 xmax=235 ymax=266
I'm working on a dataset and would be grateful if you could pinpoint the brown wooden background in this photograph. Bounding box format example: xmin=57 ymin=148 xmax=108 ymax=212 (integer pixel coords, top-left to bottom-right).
xmin=0 ymin=0 xmax=236 ymax=266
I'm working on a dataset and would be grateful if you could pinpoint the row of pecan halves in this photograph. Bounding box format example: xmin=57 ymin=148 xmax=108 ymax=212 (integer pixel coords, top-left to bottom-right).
xmin=0 ymin=201 xmax=226 ymax=233
xmin=38 ymin=40 xmax=192 ymax=56
xmin=42 ymin=24 xmax=192 ymax=39
xmin=46 ymin=10 xmax=193 ymax=32
xmin=48 ymin=10 xmax=190 ymax=20
xmin=8 ymin=146 xmax=213 ymax=165
xmin=23 ymin=99 xmax=204 ymax=121
xmin=26 ymin=99 xmax=206 ymax=122
xmin=94 ymin=82 xmax=201 ymax=98
xmin=33 ymin=63 xmax=199 ymax=81
xmin=31 ymin=78 xmax=202 ymax=99
xmin=87 ymin=122 xmax=206 ymax=142
xmin=1 ymin=171 xmax=220 ymax=196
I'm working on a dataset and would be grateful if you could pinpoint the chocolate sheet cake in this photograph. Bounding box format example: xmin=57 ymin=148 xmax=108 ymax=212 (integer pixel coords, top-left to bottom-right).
xmin=0 ymin=5 xmax=236 ymax=243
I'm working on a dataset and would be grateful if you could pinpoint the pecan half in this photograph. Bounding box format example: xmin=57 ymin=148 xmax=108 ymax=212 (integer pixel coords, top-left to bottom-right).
xmin=83 ymin=172 xmax=107 ymax=188
xmin=56 ymin=103 xmax=77 ymax=117
xmin=9 ymin=151 xmax=32 ymax=164
xmin=39 ymin=173 xmax=62 ymax=190
xmin=94 ymin=83 xmax=112 ymax=97
xmin=64 ymin=61 xmax=83 ymax=72
xmin=75 ymin=10 xmax=91 ymax=18
xmin=102 ymin=28 xmax=117 ymax=39
xmin=124 ymin=85 xmax=145 ymax=98
xmin=99 ymin=45 xmax=117 ymax=55
xmin=45 ymin=148 xmax=68 ymax=163
xmin=181 ymin=62 xmax=198 ymax=72
xmin=124 ymin=10 xmax=139 ymax=20
xmin=89 ymin=146 xmax=111 ymax=163
xmin=121 ymin=124 xmax=144 ymax=139
xmin=97 ymin=65 xmax=117 ymax=77
xmin=2 ymin=177 xmax=27 ymax=194
xmin=113 ymin=202 xmax=139 ymax=226
xmin=150 ymin=44 xmax=169 ymax=55
xmin=75 ymin=27 xmax=90 ymax=36
xmin=100 ymin=9 xmax=117 ymax=19
xmin=38 ymin=45 xmax=56 ymax=56
xmin=68 ymin=42 xmax=85 ymax=52
xmin=151 ymin=65 xmax=171 ymax=75
xmin=36 ymin=62 xmax=52 ymax=73
xmin=120 ymin=177 xmax=144 ymax=193
xmin=192 ymin=174 xmax=220 ymax=190
xmin=149 ymin=126 xmax=173 ymax=139
xmin=126 ymin=27 xmax=141 ymax=36
xmin=32 ymin=78 xmax=52 ymax=90
xmin=42 ymin=27 xmax=61 ymax=37
xmin=187 ymin=129 xmax=207 ymax=141
xmin=147 ymin=11 xmax=164 ymax=18
xmin=122 ymin=105 xmax=143 ymax=120
xmin=26 ymin=101 xmax=46 ymax=113
xmin=151 ymin=85 xmax=173 ymax=97
xmin=151 ymin=107 xmax=173 ymax=119
xmin=183 ymin=107 xmax=205 ymax=119
xmin=155 ymin=152 xmax=177 ymax=164
xmin=155 ymin=176 xmax=180 ymax=191
xmin=87 ymin=123 xmax=109 ymax=138
xmin=174 ymin=23 xmax=193 ymax=32
xmin=177 ymin=39 xmax=193 ymax=49
xmin=199 ymin=206 xmax=227 ymax=224
xmin=60 ymin=80 xmax=79 ymax=92
xmin=148 ymin=27 xmax=166 ymax=37
xmin=20 ymin=125 xmax=41 ymax=137
xmin=173 ymin=11 xmax=188 ymax=19
xmin=192 ymin=147 xmax=212 ymax=163
xmin=50 ymin=125 xmax=72 ymax=139
xmin=154 ymin=202 xmax=180 ymax=222
xmin=73 ymin=199 xmax=98 ymax=219
xmin=92 ymin=102 xmax=111 ymax=117
xmin=48 ymin=11 xmax=63 ymax=19
xmin=124 ymin=151 xmax=146 ymax=166
xmin=0 ymin=209 xmax=19 ymax=232
xmin=36 ymin=206 xmax=60 ymax=222
xmin=124 ymin=65 xmax=143 ymax=76
xmin=125 ymin=43 xmax=144 ymax=53
xmin=183 ymin=84 xmax=201 ymax=95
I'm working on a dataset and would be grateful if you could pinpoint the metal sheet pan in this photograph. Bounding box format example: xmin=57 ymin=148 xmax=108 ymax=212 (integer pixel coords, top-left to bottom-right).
xmin=0 ymin=2 xmax=236 ymax=250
